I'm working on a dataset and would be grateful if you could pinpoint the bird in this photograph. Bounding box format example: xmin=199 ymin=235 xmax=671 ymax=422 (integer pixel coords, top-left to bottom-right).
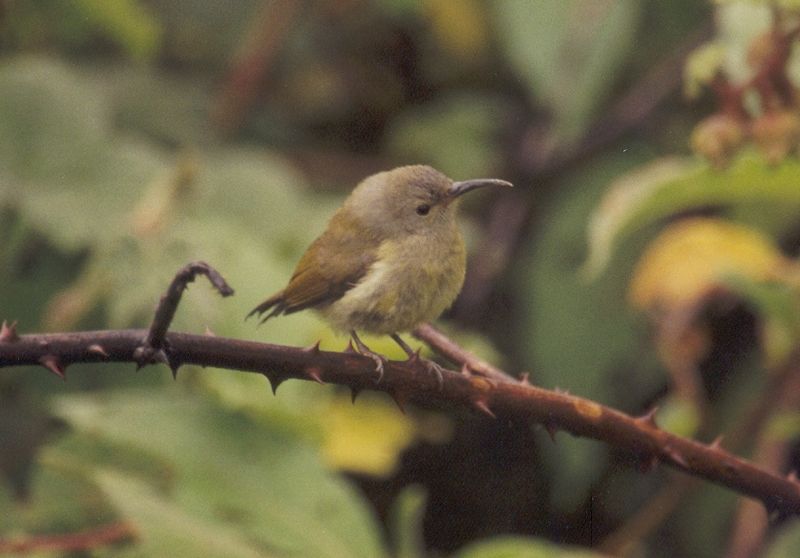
xmin=248 ymin=164 xmax=512 ymax=383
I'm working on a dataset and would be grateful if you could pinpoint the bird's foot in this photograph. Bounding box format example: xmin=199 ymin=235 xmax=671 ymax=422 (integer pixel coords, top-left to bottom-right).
xmin=351 ymin=331 xmax=387 ymax=384
xmin=421 ymin=358 xmax=445 ymax=390
xmin=391 ymin=333 xmax=444 ymax=390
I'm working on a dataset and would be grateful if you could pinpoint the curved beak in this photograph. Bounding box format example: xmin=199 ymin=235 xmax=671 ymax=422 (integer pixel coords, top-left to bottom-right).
xmin=448 ymin=178 xmax=513 ymax=199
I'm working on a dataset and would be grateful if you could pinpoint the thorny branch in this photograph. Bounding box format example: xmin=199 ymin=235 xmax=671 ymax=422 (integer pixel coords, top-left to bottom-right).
xmin=2 ymin=263 xmax=800 ymax=518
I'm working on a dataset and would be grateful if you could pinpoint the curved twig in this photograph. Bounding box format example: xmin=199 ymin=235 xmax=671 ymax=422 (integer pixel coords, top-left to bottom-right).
xmin=135 ymin=261 xmax=234 ymax=374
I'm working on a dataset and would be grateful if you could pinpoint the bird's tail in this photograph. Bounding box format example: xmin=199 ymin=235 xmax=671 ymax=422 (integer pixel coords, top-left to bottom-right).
xmin=247 ymin=291 xmax=288 ymax=324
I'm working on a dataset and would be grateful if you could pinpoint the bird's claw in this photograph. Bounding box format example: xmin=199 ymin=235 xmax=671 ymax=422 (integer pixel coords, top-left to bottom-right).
xmin=366 ymin=352 xmax=386 ymax=384
xmin=402 ymin=355 xmax=444 ymax=390
xmin=424 ymin=359 xmax=445 ymax=390
xmin=350 ymin=331 xmax=387 ymax=384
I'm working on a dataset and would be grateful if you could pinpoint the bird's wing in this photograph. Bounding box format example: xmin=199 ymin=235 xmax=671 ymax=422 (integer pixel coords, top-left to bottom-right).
xmin=249 ymin=211 xmax=379 ymax=322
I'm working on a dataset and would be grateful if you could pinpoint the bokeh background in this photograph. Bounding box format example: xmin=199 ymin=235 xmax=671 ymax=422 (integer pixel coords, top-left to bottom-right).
xmin=3 ymin=1 xmax=800 ymax=556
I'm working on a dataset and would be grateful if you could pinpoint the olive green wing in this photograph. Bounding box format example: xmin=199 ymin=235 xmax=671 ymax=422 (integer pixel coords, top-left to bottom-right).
xmin=248 ymin=211 xmax=379 ymax=323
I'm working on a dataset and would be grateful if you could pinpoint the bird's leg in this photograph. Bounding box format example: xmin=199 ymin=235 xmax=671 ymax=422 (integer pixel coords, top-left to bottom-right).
xmin=389 ymin=333 xmax=416 ymax=358
xmin=350 ymin=330 xmax=386 ymax=383
xmin=390 ymin=333 xmax=444 ymax=390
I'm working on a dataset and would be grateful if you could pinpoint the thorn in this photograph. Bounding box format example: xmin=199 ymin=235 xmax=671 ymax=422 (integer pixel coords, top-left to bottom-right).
xmin=388 ymin=389 xmax=407 ymax=414
xmin=304 ymin=340 xmax=321 ymax=354
xmin=473 ymin=399 xmax=496 ymax=419
xmin=350 ymin=387 xmax=361 ymax=404
xmin=544 ymin=421 xmax=558 ymax=443
xmin=666 ymin=447 xmax=688 ymax=468
xmin=0 ymin=320 xmax=19 ymax=343
xmin=637 ymin=406 xmax=659 ymax=428
xmin=344 ymin=340 xmax=358 ymax=354
xmin=170 ymin=363 xmax=180 ymax=380
xmin=709 ymin=435 xmax=724 ymax=450
xmin=264 ymin=373 xmax=286 ymax=395
xmin=306 ymin=367 xmax=325 ymax=385
xmin=39 ymin=355 xmax=66 ymax=380
xmin=460 ymin=363 xmax=472 ymax=377
xmin=423 ymin=360 xmax=445 ymax=390
xmin=519 ymin=372 xmax=530 ymax=385
xmin=87 ymin=344 xmax=109 ymax=358
xmin=554 ymin=387 xmax=570 ymax=395
xmin=788 ymin=470 xmax=798 ymax=483
xmin=204 ymin=325 xmax=216 ymax=336
xmin=407 ymin=348 xmax=422 ymax=364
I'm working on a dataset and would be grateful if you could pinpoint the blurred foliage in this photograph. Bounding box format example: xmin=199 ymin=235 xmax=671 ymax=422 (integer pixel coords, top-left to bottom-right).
xmin=2 ymin=0 xmax=800 ymax=557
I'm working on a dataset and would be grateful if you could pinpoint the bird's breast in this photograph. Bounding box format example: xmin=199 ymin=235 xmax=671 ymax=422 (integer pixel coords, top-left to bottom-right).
xmin=321 ymin=232 xmax=466 ymax=334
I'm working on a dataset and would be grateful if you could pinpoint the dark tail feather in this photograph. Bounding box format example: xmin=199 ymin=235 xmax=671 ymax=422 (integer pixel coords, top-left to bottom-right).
xmin=247 ymin=292 xmax=287 ymax=324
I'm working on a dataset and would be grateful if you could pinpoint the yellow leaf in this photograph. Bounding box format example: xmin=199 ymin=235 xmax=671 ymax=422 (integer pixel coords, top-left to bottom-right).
xmin=320 ymin=393 xmax=418 ymax=477
xmin=424 ymin=0 xmax=488 ymax=59
xmin=629 ymin=217 xmax=787 ymax=311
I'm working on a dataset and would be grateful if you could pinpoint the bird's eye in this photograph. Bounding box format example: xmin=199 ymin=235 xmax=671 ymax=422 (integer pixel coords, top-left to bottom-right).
xmin=416 ymin=204 xmax=430 ymax=216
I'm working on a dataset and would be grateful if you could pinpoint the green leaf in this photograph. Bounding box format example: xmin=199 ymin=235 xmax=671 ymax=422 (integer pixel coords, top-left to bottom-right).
xmin=74 ymin=0 xmax=162 ymax=61
xmin=389 ymin=485 xmax=427 ymax=558
xmin=52 ymin=388 xmax=387 ymax=558
xmin=515 ymin=147 xmax=662 ymax=508
xmin=493 ymin=0 xmax=641 ymax=143
xmin=584 ymin=152 xmax=800 ymax=278
xmin=95 ymin=471 xmax=270 ymax=558
xmin=0 ymin=57 xmax=167 ymax=252
xmin=766 ymin=519 xmax=800 ymax=558
xmin=517 ymin=147 xmax=660 ymax=405
xmin=455 ymin=535 xmax=604 ymax=558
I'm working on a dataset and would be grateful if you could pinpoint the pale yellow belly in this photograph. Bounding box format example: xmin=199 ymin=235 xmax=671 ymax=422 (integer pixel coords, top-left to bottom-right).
xmin=321 ymin=236 xmax=466 ymax=334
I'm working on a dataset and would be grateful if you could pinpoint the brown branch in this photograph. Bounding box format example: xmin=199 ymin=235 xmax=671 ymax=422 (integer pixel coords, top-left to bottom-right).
xmin=0 ymin=522 xmax=137 ymax=554
xmin=412 ymin=322 xmax=514 ymax=384
xmin=2 ymin=327 xmax=800 ymax=515
xmin=3 ymin=263 xmax=800 ymax=519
